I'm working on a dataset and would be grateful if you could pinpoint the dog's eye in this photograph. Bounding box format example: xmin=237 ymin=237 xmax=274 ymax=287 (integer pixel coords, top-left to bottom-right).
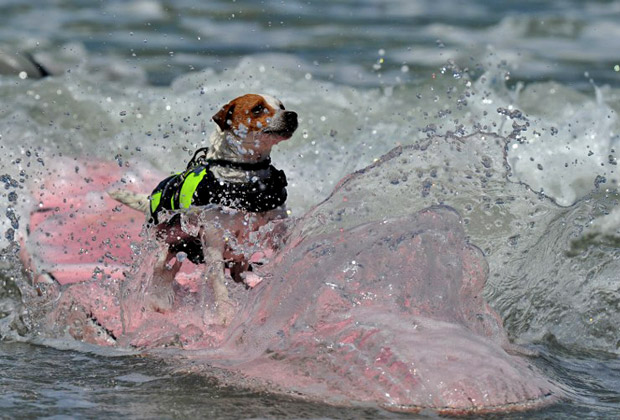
xmin=279 ymin=104 xmax=285 ymax=110
xmin=251 ymin=104 xmax=264 ymax=115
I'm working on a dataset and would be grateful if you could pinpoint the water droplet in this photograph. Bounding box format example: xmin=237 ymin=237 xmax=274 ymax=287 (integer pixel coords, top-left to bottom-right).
xmin=594 ymin=175 xmax=607 ymax=188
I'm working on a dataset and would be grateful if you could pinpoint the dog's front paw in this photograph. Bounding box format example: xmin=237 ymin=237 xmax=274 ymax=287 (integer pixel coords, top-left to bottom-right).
xmin=214 ymin=298 xmax=236 ymax=326
xmin=148 ymin=254 xmax=182 ymax=313
xmin=146 ymin=287 xmax=176 ymax=313
xmin=242 ymin=271 xmax=264 ymax=288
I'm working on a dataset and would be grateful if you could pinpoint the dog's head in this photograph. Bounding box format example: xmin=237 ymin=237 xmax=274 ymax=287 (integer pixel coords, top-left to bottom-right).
xmin=212 ymin=94 xmax=298 ymax=156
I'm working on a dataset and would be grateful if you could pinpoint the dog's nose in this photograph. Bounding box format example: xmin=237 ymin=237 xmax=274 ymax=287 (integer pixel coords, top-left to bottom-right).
xmin=284 ymin=111 xmax=298 ymax=130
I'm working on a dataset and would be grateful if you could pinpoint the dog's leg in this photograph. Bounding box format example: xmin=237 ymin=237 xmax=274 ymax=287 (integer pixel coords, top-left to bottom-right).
xmin=200 ymin=225 xmax=235 ymax=325
xmin=148 ymin=249 xmax=181 ymax=313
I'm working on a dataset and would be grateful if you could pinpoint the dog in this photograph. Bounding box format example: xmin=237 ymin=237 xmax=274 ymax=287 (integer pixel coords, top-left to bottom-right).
xmin=110 ymin=94 xmax=298 ymax=324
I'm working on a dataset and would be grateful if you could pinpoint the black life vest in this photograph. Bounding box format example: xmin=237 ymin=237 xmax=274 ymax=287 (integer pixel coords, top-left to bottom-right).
xmin=149 ymin=159 xmax=288 ymax=224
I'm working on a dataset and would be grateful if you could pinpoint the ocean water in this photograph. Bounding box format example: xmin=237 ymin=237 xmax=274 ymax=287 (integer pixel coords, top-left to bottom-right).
xmin=0 ymin=0 xmax=619 ymax=418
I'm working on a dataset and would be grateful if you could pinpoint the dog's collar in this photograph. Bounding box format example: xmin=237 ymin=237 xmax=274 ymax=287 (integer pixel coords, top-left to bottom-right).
xmin=187 ymin=147 xmax=272 ymax=171
xmin=207 ymin=156 xmax=272 ymax=171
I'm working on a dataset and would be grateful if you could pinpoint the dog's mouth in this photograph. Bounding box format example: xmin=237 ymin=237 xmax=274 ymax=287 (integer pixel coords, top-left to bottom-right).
xmin=263 ymin=111 xmax=298 ymax=139
xmin=263 ymin=128 xmax=296 ymax=139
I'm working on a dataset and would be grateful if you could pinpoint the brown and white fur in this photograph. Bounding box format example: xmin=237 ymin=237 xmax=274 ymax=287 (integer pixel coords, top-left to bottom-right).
xmin=111 ymin=93 xmax=297 ymax=325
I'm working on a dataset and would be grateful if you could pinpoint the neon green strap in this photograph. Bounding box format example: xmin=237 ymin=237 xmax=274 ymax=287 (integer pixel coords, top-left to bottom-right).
xmin=150 ymin=191 xmax=162 ymax=214
xmin=179 ymin=169 xmax=207 ymax=209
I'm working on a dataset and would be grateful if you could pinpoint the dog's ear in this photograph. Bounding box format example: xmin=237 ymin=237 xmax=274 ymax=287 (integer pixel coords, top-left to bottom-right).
xmin=212 ymin=103 xmax=235 ymax=131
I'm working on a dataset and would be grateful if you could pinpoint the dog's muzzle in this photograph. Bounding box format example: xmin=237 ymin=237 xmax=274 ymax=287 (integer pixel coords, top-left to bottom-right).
xmin=281 ymin=111 xmax=298 ymax=136
xmin=265 ymin=111 xmax=298 ymax=138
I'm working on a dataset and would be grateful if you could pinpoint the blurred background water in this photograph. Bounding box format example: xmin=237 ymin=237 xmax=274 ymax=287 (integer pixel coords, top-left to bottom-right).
xmin=0 ymin=0 xmax=619 ymax=418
